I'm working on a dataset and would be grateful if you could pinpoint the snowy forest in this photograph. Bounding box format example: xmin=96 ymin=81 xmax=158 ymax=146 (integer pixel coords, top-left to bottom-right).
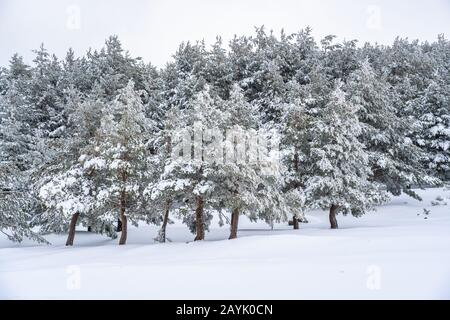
xmin=1 ymin=27 xmax=449 ymax=246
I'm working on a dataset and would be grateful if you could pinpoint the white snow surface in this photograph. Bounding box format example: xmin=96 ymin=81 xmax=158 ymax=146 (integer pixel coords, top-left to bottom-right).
xmin=1 ymin=188 xmax=449 ymax=299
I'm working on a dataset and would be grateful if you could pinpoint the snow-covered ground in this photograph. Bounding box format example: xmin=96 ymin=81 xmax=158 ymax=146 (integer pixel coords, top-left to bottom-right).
xmin=1 ymin=188 xmax=449 ymax=299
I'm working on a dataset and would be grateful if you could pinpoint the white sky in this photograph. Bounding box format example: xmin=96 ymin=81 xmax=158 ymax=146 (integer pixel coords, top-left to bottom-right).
xmin=1 ymin=0 xmax=449 ymax=68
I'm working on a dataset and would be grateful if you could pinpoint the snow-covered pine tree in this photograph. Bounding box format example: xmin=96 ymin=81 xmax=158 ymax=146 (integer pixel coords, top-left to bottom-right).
xmin=346 ymin=59 xmax=438 ymax=200
xmin=37 ymin=87 xmax=106 ymax=246
xmin=38 ymin=164 xmax=96 ymax=245
xmin=252 ymin=127 xmax=302 ymax=231
xmin=381 ymin=38 xmax=442 ymax=183
xmin=0 ymin=161 xmax=46 ymax=243
xmin=83 ymin=36 xmax=151 ymax=102
xmin=239 ymin=27 xmax=289 ymax=123
xmin=0 ymin=94 xmax=46 ymax=243
xmin=0 ymin=57 xmax=47 ymax=243
xmin=60 ymin=48 xmax=91 ymax=95
xmin=205 ymin=37 xmax=233 ymax=100
xmin=320 ymin=36 xmax=359 ymax=82
xmin=251 ymin=123 xmax=301 ymax=232
xmin=153 ymin=45 xmax=208 ymax=241
xmin=161 ymin=41 xmax=207 ymax=110
xmin=154 ymin=42 xmax=217 ymax=241
xmin=416 ymin=75 xmax=450 ymax=181
xmin=291 ymin=27 xmax=319 ymax=86
xmin=81 ymin=80 xmax=154 ymax=245
xmin=301 ymin=81 xmax=387 ymax=229
xmin=417 ymin=35 xmax=450 ymax=182
xmin=212 ymin=84 xmax=263 ymax=239
xmin=144 ymin=101 xmax=183 ymax=243
xmin=147 ymin=86 xmax=222 ymax=241
xmin=29 ymin=44 xmax=65 ymax=136
xmin=145 ymin=144 xmax=173 ymax=243
xmin=281 ymin=84 xmax=311 ymax=228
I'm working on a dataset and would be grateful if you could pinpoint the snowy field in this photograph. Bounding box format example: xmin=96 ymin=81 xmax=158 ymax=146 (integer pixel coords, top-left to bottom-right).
xmin=1 ymin=188 xmax=449 ymax=300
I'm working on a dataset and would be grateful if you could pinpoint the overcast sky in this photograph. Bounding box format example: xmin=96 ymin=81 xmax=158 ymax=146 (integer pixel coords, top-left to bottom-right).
xmin=1 ymin=0 xmax=449 ymax=68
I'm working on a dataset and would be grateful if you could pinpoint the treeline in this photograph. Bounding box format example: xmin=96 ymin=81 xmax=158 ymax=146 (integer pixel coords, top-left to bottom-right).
xmin=0 ymin=27 xmax=449 ymax=245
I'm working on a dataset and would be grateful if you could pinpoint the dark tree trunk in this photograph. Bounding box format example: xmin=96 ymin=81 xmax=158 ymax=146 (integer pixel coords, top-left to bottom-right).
xmin=159 ymin=201 xmax=170 ymax=243
xmin=329 ymin=204 xmax=338 ymax=229
xmin=119 ymin=190 xmax=127 ymax=245
xmin=229 ymin=208 xmax=239 ymax=239
xmin=194 ymin=196 xmax=205 ymax=241
xmin=116 ymin=219 xmax=122 ymax=232
xmin=66 ymin=212 xmax=79 ymax=246
xmin=292 ymin=214 xmax=300 ymax=230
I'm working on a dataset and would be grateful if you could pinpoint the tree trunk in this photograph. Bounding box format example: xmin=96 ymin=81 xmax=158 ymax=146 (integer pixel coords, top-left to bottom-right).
xmin=292 ymin=214 xmax=299 ymax=230
xmin=229 ymin=208 xmax=239 ymax=239
xmin=329 ymin=204 xmax=338 ymax=229
xmin=119 ymin=190 xmax=127 ymax=245
xmin=158 ymin=201 xmax=170 ymax=243
xmin=194 ymin=196 xmax=205 ymax=241
xmin=116 ymin=219 xmax=122 ymax=232
xmin=65 ymin=212 xmax=79 ymax=246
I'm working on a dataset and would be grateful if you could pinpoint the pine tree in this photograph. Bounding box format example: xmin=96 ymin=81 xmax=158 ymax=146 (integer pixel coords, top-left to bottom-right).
xmin=213 ymin=84 xmax=263 ymax=239
xmin=0 ymin=93 xmax=44 ymax=243
xmin=0 ymin=61 xmax=45 ymax=243
xmin=37 ymin=88 xmax=104 ymax=245
xmin=82 ymin=80 xmax=154 ymax=245
xmin=281 ymin=85 xmax=311 ymax=228
xmin=148 ymin=86 xmax=222 ymax=241
xmin=0 ymin=162 xmax=46 ymax=243
xmin=161 ymin=41 xmax=207 ymax=110
xmin=205 ymin=37 xmax=233 ymax=99
xmin=301 ymin=81 xmax=387 ymax=229
xmin=347 ymin=59 xmax=438 ymax=199
xmin=29 ymin=44 xmax=64 ymax=135
xmin=417 ymin=77 xmax=450 ymax=181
